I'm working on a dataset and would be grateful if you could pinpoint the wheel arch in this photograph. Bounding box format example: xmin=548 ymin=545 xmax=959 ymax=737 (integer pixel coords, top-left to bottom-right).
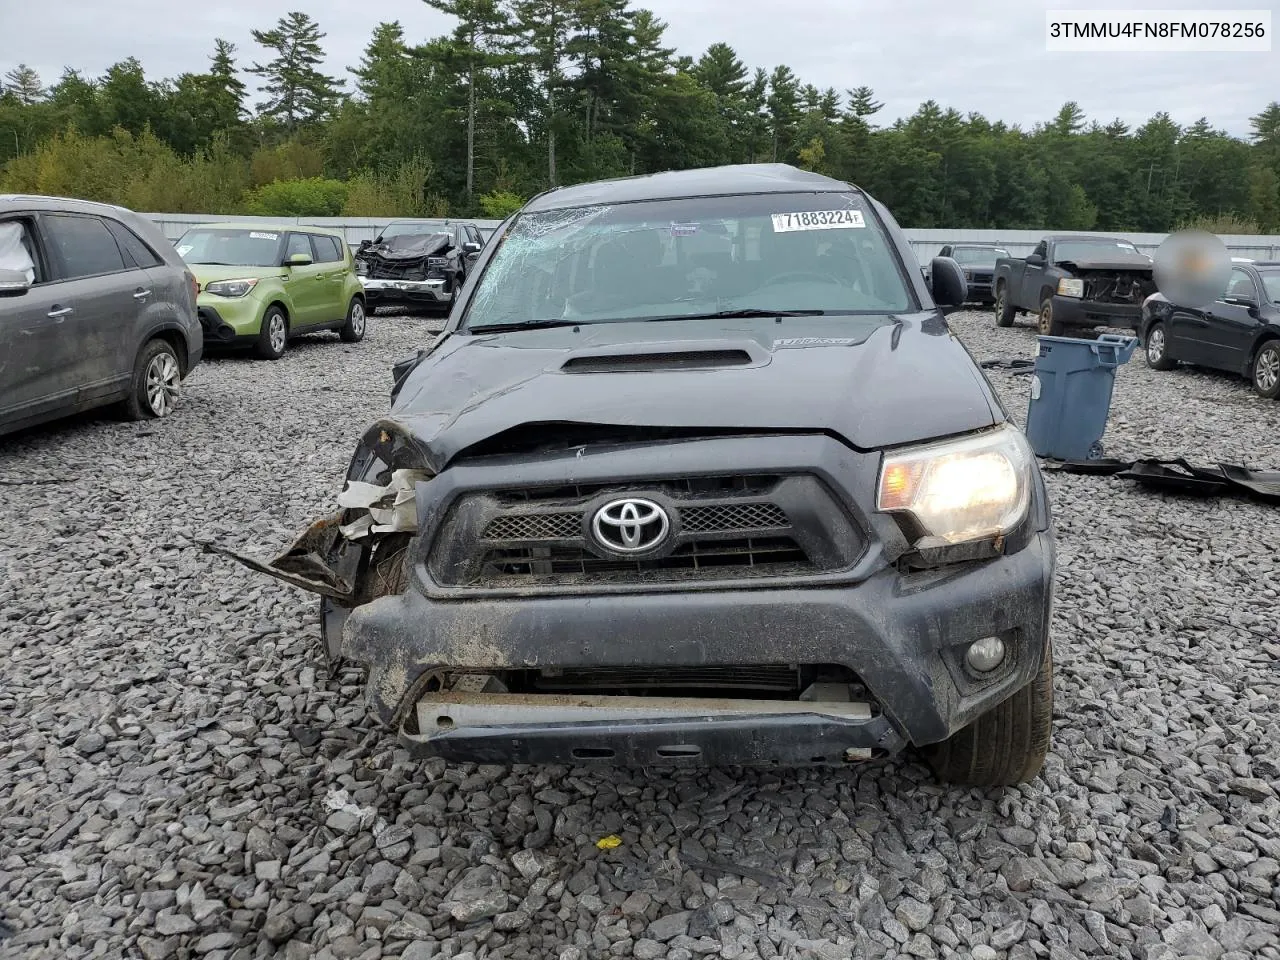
xmin=264 ymin=299 xmax=291 ymax=330
xmin=1247 ymin=330 xmax=1280 ymax=376
xmin=139 ymin=324 xmax=189 ymax=374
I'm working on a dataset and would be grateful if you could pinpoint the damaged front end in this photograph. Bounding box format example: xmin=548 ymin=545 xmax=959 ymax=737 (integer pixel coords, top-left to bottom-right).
xmin=211 ymin=420 xmax=437 ymax=662
xmin=1076 ymin=268 xmax=1157 ymax=307
xmin=356 ymin=233 xmax=454 ymax=283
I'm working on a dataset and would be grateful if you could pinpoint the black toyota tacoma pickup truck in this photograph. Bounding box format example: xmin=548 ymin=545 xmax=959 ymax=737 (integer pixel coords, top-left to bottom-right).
xmin=224 ymin=164 xmax=1057 ymax=786
xmin=993 ymin=234 xmax=1156 ymax=335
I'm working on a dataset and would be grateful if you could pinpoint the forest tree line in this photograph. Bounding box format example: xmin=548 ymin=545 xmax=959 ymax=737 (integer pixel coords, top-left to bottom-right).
xmin=3 ymin=4 xmax=1280 ymax=231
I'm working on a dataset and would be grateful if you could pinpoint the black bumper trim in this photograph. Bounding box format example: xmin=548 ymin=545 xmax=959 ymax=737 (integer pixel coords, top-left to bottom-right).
xmin=1050 ymin=295 xmax=1142 ymax=329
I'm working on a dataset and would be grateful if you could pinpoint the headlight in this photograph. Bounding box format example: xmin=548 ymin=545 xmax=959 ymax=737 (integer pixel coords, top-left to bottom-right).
xmin=355 ymin=260 xmax=368 ymax=276
xmin=877 ymin=425 xmax=1033 ymax=546
xmin=1057 ymin=278 xmax=1084 ymax=298
xmin=203 ymin=278 xmax=260 ymax=298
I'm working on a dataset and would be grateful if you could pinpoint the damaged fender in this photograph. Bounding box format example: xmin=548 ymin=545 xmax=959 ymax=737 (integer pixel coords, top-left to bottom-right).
xmin=212 ymin=421 xmax=436 ymax=608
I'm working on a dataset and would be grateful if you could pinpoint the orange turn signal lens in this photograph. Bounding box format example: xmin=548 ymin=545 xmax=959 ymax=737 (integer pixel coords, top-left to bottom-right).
xmin=878 ymin=461 xmax=924 ymax=511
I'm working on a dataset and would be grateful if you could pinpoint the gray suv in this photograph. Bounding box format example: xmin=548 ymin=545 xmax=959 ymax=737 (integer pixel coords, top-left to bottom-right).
xmin=0 ymin=196 xmax=203 ymax=437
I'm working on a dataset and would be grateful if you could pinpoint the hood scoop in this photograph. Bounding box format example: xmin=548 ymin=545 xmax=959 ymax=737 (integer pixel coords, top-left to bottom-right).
xmin=561 ymin=347 xmax=756 ymax=374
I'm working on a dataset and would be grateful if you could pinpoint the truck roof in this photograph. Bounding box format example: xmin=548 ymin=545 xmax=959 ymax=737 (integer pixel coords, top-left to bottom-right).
xmin=523 ymin=164 xmax=859 ymax=212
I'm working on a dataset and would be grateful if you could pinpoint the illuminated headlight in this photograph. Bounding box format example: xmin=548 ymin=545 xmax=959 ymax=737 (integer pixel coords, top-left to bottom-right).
xmin=1057 ymin=278 xmax=1084 ymax=298
xmin=203 ymin=278 xmax=259 ymax=298
xmin=877 ymin=425 xmax=1033 ymax=546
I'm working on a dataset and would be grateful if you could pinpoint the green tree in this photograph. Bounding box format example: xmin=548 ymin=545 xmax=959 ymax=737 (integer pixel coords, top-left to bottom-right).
xmin=249 ymin=12 xmax=344 ymax=128
xmin=4 ymin=65 xmax=44 ymax=105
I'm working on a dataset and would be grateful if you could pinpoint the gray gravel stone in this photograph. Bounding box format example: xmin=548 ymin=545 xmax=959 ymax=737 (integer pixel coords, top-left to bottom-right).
xmin=3 ymin=310 xmax=1278 ymax=960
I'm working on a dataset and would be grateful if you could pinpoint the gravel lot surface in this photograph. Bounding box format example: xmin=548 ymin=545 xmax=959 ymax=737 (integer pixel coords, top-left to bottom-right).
xmin=2 ymin=308 xmax=1278 ymax=960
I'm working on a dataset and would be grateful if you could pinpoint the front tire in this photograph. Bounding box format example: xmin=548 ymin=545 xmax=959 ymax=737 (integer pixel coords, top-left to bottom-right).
xmin=339 ymin=298 xmax=367 ymax=343
xmin=1144 ymin=322 xmax=1176 ymax=371
xmin=994 ymin=286 xmax=1016 ymax=327
xmin=1038 ymin=298 xmax=1065 ymax=337
xmin=255 ymin=306 xmax=289 ymax=360
xmin=922 ymin=646 xmax=1054 ymax=786
xmin=1252 ymin=341 xmax=1280 ymax=399
xmin=125 ymin=339 xmax=182 ymax=421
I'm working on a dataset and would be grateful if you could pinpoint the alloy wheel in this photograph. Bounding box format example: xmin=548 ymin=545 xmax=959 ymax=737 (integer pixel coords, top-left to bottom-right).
xmin=145 ymin=352 xmax=181 ymax=417
xmin=269 ymin=314 xmax=287 ymax=354
xmin=1147 ymin=328 xmax=1166 ymax=364
xmin=1257 ymin=346 xmax=1280 ymax=393
xmin=351 ymin=302 xmax=366 ymax=337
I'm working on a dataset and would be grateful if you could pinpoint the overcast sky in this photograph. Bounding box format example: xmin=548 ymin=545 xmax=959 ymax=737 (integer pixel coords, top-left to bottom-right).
xmin=4 ymin=0 xmax=1274 ymax=138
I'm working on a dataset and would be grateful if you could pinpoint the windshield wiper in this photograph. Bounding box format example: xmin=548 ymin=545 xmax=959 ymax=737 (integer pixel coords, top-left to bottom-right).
xmin=467 ymin=318 xmax=582 ymax=334
xmin=624 ymin=308 xmax=828 ymax=322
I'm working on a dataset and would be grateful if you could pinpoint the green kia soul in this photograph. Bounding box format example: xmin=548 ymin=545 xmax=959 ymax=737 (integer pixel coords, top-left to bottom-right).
xmin=177 ymin=224 xmax=367 ymax=360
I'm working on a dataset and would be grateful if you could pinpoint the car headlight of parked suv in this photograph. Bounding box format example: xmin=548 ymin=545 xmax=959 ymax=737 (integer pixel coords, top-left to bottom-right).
xmin=203 ymin=278 xmax=260 ymax=298
xmin=877 ymin=424 xmax=1033 ymax=546
xmin=1057 ymin=278 xmax=1084 ymax=298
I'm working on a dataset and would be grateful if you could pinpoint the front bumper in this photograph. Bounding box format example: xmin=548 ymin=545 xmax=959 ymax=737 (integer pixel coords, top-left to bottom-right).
xmin=337 ymin=434 xmax=1056 ymax=767
xmin=196 ymin=298 xmax=266 ymax=346
xmin=360 ymin=277 xmax=452 ymax=305
xmin=963 ymin=276 xmax=994 ymax=302
xmin=345 ymin=533 xmax=1053 ymax=765
xmin=1050 ymin=296 xmax=1142 ymax=330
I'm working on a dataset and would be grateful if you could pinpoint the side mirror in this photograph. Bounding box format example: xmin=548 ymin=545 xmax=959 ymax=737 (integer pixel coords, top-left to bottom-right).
xmin=929 ymin=256 xmax=967 ymax=313
xmin=285 ymin=252 xmax=313 ymax=267
xmin=0 ymin=268 xmax=31 ymax=297
xmin=1026 ymin=253 xmax=1045 ymax=266
xmin=463 ymin=241 xmax=481 ymax=254
xmin=1226 ymin=295 xmax=1257 ymax=310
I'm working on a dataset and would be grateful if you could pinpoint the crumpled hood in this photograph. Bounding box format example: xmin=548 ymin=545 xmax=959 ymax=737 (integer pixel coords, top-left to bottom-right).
xmin=1058 ymin=256 xmax=1153 ymax=273
xmin=360 ymin=233 xmax=452 ymax=260
xmin=389 ymin=314 xmax=1004 ymax=467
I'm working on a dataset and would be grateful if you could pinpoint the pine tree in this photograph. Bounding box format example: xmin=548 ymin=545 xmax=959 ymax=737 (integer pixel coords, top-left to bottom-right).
xmin=513 ymin=0 xmax=572 ymax=187
xmin=4 ymin=65 xmax=44 ymax=105
xmin=428 ymin=0 xmax=515 ymax=197
xmin=249 ymin=12 xmax=344 ymax=128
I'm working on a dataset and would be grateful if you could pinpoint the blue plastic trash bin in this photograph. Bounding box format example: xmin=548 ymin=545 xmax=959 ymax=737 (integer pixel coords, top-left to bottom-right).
xmin=1025 ymin=334 xmax=1138 ymax=461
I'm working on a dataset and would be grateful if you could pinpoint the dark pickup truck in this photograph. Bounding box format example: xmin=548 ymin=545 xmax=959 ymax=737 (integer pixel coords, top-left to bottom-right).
xmin=993 ymin=235 xmax=1156 ymax=335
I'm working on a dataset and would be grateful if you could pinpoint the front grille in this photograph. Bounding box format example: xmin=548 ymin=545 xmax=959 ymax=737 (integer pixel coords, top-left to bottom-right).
xmin=484 ymin=513 xmax=580 ymax=540
xmin=365 ymin=259 xmax=428 ymax=281
xmin=481 ymin=502 xmax=789 ymax=542
xmin=430 ymin=472 xmax=865 ymax=589
xmin=480 ymin=536 xmax=808 ymax=581
xmin=682 ymin=502 xmax=787 ymax=532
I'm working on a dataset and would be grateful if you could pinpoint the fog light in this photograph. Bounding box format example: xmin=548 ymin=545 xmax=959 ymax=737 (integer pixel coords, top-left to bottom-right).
xmin=965 ymin=636 xmax=1006 ymax=673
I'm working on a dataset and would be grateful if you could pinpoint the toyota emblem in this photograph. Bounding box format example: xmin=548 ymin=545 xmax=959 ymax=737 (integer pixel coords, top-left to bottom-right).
xmin=590 ymin=498 xmax=671 ymax=554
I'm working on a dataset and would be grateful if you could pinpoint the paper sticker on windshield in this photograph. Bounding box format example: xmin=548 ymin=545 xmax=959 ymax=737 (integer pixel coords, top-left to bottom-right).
xmin=175 ymin=244 xmax=192 ymax=257
xmin=250 ymin=232 xmax=279 ymax=241
xmin=671 ymin=222 xmax=699 ymax=237
xmin=771 ymin=210 xmax=864 ymax=232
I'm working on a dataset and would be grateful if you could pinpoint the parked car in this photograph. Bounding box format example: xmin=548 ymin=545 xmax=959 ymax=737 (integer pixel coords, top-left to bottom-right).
xmin=223 ymin=163 xmax=1056 ymax=786
xmin=0 ymin=195 xmax=202 ymax=437
xmin=1141 ymin=259 xmax=1280 ymax=398
xmin=355 ymin=219 xmax=485 ymax=313
xmin=937 ymin=243 xmax=1010 ymax=304
xmin=993 ymin=235 xmax=1155 ymax=335
xmin=176 ymin=224 xmax=366 ymax=360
